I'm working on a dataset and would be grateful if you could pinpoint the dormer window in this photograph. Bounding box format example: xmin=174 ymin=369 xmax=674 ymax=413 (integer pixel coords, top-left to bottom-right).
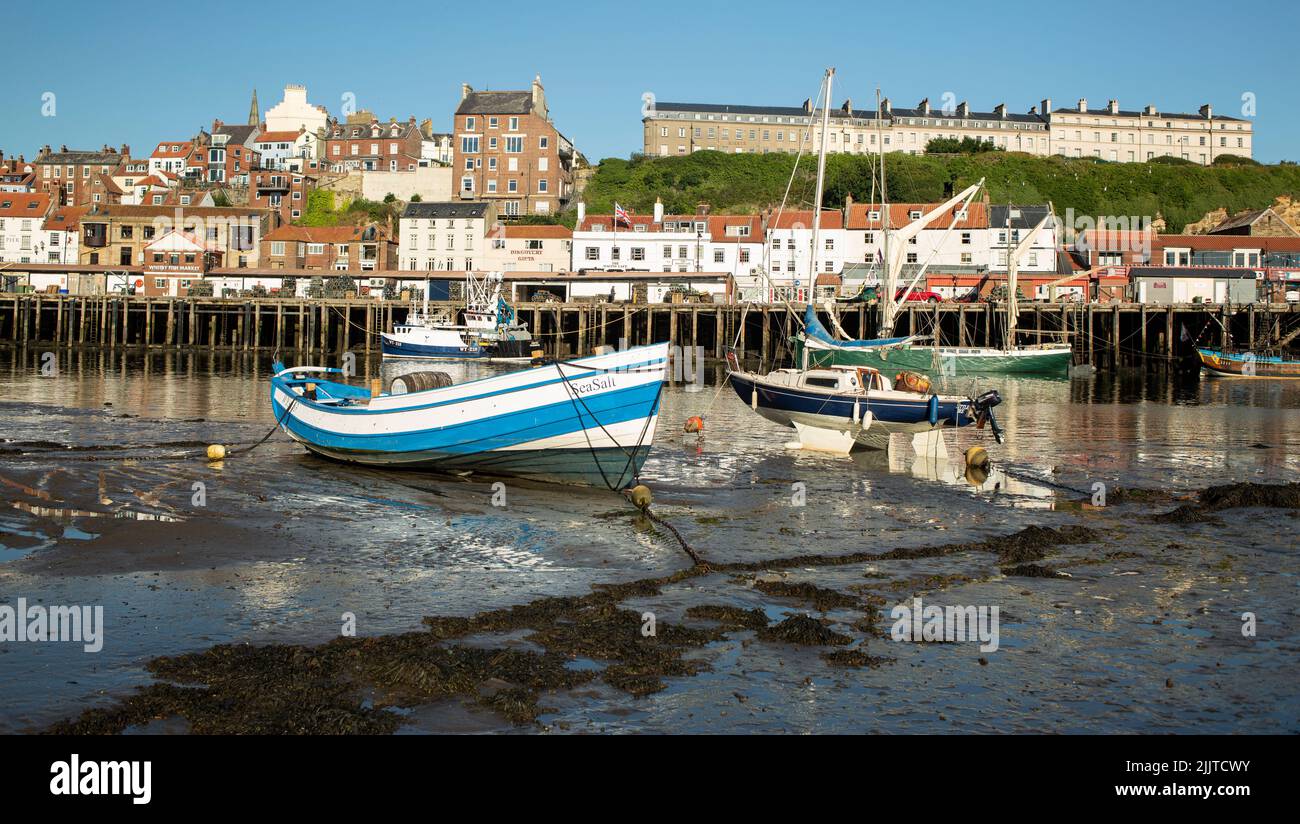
xmin=867 ymin=210 xmax=880 ymax=221
xmin=909 ymin=210 xmax=922 ymax=220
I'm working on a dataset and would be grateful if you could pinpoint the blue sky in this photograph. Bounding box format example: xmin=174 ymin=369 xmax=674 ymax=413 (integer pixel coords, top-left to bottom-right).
xmin=2 ymin=0 xmax=1296 ymax=163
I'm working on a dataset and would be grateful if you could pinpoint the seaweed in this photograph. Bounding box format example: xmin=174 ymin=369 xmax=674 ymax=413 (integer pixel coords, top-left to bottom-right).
xmin=756 ymin=614 xmax=852 ymax=646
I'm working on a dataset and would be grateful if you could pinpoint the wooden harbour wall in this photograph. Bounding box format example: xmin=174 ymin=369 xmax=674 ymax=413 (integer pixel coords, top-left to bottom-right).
xmin=2 ymin=294 xmax=1298 ymax=370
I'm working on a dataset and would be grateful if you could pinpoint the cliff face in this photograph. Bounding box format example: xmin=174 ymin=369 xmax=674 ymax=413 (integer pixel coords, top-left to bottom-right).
xmin=1184 ymin=208 xmax=1228 ymax=235
xmin=1184 ymin=196 xmax=1300 ymax=235
xmin=1271 ymin=195 xmax=1300 ymax=230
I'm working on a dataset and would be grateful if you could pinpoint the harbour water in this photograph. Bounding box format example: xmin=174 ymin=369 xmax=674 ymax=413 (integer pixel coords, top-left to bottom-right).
xmin=0 ymin=348 xmax=1297 ymax=733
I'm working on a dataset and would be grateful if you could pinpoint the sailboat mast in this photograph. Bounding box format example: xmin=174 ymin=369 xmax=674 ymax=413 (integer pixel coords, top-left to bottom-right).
xmin=808 ymin=68 xmax=834 ymax=302
xmin=878 ymin=87 xmax=894 ymax=337
xmin=1005 ymin=207 xmax=1015 ymax=351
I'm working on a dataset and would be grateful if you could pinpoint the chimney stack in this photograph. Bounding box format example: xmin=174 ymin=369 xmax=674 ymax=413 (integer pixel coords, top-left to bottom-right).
xmin=696 ymin=201 xmax=710 ymax=216
xmin=918 ymin=97 xmax=930 ymax=115
xmin=461 ymin=83 xmax=473 ymax=101
xmin=994 ymin=103 xmax=1007 ymax=119
xmin=576 ymin=201 xmax=586 ymax=225
xmin=880 ymin=98 xmax=892 ymax=115
xmin=841 ymin=99 xmax=852 ymax=114
xmin=1041 ymin=98 xmax=1052 ymax=116
xmin=958 ymin=101 xmax=970 ymax=118
xmin=1199 ymin=103 xmax=1213 ymax=119
xmin=653 ymin=197 xmax=664 ymax=224
xmin=1107 ymin=99 xmax=1119 ymax=114
xmin=1077 ymin=98 xmax=1087 ymax=113
xmin=1144 ymin=104 xmax=1158 ymax=116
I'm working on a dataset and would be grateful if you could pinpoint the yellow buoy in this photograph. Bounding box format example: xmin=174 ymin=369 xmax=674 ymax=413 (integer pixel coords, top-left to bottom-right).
xmin=963 ymin=445 xmax=990 ymax=487
xmin=964 ymin=445 xmax=989 ymax=470
xmin=627 ymin=484 xmax=652 ymax=510
xmin=206 ymin=444 xmax=227 ymax=461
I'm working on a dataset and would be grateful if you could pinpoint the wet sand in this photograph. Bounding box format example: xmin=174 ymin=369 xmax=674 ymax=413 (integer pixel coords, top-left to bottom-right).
xmin=1 ymin=349 xmax=1297 ymax=733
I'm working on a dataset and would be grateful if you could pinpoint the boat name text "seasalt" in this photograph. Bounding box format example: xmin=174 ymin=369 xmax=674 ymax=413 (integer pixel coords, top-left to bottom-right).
xmin=570 ymin=376 xmax=618 ymax=395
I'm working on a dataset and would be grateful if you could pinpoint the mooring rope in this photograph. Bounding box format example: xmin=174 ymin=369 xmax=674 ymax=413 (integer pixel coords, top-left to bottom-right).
xmin=551 ymin=357 xmax=704 ymax=566
xmin=228 ymin=395 xmax=298 ymax=455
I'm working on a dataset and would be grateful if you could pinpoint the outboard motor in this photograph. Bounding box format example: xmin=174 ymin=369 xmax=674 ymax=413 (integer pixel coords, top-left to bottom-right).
xmin=970 ymin=389 xmax=1004 ymax=444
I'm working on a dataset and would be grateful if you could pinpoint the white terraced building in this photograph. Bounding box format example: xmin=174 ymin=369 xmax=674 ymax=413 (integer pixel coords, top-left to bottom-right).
xmin=644 ymin=95 xmax=1252 ymax=165
xmin=570 ymin=200 xmax=765 ymax=284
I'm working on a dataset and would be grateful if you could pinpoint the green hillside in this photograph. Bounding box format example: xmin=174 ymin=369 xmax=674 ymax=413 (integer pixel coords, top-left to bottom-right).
xmin=577 ymin=151 xmax=1300 ymax=233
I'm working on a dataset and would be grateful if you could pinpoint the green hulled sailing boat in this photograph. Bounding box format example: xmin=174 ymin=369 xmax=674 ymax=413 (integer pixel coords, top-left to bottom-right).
xmin=794 ymin=198 xmax=1072 ymax=376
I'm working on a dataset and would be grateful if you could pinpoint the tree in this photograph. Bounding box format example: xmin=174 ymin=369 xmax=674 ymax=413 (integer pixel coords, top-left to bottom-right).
xmin=925 ymin=137 xmax=1003 ymax=155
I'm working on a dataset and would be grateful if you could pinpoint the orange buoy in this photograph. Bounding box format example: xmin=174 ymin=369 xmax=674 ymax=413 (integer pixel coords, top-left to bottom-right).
xmin=684 ymin=416 xmax=704 ymax=434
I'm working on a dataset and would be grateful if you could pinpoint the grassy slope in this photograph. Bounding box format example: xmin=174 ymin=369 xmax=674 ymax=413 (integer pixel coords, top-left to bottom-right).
xmin=579 ymin=152 xmax=1300 ymax=233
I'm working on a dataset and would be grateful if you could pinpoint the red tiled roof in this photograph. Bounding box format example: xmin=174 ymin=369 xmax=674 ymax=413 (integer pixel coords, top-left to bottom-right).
xmin=1153 ymin=234 xmax=1300 ymax=253
xmin=151 ymin=141 xmax=193 ymax=158
xmin=502 ymin=224 xmax=571 ymax=239
xmin=0 ymin=192 xmax=51 ymax=216
xmin=255 ymin=131 xmax=304 ymax=143
xmin=708 ymin=215 xmax=762 ymax=243
xmin=768 ymin=209 xmax=843 ymax=230
xmin=846 ymin=202 xmax=987 ymax=230
xmin=43 ymin=205 xmax=89 ymax=231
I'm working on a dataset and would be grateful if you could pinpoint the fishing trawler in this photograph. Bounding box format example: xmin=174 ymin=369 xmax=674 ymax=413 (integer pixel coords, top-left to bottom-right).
xmin=382 ymin=272 xmax=539 ymax=361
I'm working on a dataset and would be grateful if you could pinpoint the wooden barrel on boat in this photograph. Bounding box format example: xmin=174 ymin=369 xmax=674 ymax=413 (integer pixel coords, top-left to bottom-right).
xmin=389 ymin=371 xmax=453 ymax=395
xmin=894 ymin=370 xmax=932 ymax=395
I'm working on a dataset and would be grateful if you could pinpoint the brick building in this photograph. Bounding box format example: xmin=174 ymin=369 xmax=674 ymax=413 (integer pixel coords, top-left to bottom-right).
xmin=323 ymin=113 xmax=423 ymax=172
xmin=249 ymin=168 xmax=315 ymax=225
xmin=192 ymin=121 xmax=261 ymax=185
xmin=78 ymin=204 xmax=269 ymax=269
xmin=0 ymin=152 xmax=35 ymax=192
xmin=260 ymin=224 xmax=396 ymax=272
xmin=32 ymin=145 xmax=130 ymax=206
xmin=453 ymin=76 xmax=576 ymax=216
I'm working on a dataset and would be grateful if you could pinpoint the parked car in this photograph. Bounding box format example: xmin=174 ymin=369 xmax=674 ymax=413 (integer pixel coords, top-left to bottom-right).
xmin=849 ymin=285 xmax=943 ymax=303
xmin=901 ymin=288 xmax=944 ymax=303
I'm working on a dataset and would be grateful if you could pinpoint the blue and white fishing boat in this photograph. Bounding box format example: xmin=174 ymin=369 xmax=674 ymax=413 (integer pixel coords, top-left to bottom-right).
xmin=270 ymin=342 xmax=668 ymax=487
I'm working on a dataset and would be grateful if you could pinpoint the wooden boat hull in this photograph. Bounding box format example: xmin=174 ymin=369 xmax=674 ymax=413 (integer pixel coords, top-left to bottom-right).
xmin=271 ymin=343 xmax=668 ymax=487
xmin=1197 ymin=348 xmax=1300 ymax=378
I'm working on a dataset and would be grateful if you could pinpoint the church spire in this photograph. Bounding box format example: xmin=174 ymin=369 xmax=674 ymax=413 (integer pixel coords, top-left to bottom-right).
xmin=248 ymin=89 xmax=260 ymax=126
